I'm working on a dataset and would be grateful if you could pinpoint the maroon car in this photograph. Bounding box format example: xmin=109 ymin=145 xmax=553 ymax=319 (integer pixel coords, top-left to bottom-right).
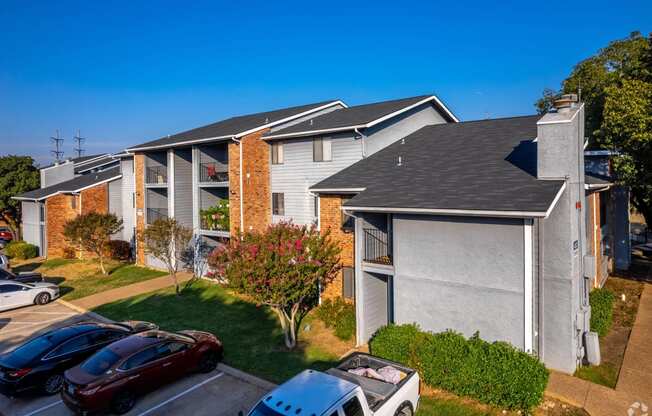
xmin=0 ymin=228 xmax=13 ymax=242
xmin=61 ymin=329 xmax=222 ymax=415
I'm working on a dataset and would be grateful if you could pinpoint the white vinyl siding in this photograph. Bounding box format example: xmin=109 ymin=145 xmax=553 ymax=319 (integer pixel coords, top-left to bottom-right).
xmin=120 ymin=158 xmax=135 ymax=244
xmin=271 ymin=141 xmax=284 ymax=165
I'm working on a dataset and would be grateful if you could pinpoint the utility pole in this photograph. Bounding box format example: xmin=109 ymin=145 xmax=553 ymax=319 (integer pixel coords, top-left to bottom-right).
xmin=50 ymin=129 xmax=64 ymax=162
xmin=73 ymin=129 xmax=85 ymax=158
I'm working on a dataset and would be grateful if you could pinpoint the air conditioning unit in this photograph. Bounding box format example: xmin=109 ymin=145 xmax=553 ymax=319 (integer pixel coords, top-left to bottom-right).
xmin=584 ymin=331 xmax=601 ymax=365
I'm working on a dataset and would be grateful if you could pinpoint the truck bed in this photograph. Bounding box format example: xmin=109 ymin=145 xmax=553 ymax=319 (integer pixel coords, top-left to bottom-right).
xmin=326 ymin=353 xmax=417 ymax=411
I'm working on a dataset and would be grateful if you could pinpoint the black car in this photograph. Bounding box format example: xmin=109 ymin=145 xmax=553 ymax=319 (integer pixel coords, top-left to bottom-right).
xmin=0 ymin=268 xmax=43 ymax=284
xmin=0 ymin=321 xmax=157 ymax=396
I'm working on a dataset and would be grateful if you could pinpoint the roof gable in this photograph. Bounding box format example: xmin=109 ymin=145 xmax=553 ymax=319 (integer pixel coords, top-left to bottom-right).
xmin=14 ymin=167 xmax=121 ymax=201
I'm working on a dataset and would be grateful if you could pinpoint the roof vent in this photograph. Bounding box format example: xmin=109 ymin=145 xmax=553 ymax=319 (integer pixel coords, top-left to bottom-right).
xmin=310 ymin=119 xmax=313 ymax=126
xmin=553 ymin=94 xmax=579 ymax=113
xmin=401 ymin=138 xmax=405 ymax=144
xmin=396 ymin=155 xmax=403 ymax=166
xmin=265 ymin=117 xmax=269 ymax=123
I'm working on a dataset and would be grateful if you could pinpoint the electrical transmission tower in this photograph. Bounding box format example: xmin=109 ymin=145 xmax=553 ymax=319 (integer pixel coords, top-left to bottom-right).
xmin=73 ymin=130 xmax=86 ymax=158
xmin=50 ymin=130 xmax=64 ymax=162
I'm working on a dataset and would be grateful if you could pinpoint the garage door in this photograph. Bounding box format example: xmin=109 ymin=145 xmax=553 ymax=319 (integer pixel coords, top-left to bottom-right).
xmin=362 ymin=272 xmax=391 ymax=341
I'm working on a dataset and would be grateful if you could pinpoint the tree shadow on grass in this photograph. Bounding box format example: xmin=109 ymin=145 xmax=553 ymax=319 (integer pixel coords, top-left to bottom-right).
xmin=93 ymin=283 xmax=340 ymax=384
xmin=12 ymin=261 xmax=43 ymax=273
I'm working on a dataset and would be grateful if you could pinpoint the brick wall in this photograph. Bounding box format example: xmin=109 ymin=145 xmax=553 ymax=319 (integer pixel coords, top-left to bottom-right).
xmin=228 ymin=129 xmax=272 ymax=235
xmin=81 ymin=183 xmax=108 ymax=215
xmin=587 ymin=192 xmax=605 ymax=287
xmin=319 ymin=194 xmax=355 ymax=300
xmin=45 ymin=194 xmax=78 ymax=258
xmin=134 ymin=153 xmax=146 ymax=265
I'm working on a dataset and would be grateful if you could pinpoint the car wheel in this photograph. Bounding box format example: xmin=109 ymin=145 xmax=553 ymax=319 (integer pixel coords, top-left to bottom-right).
xmin=197 ymin=351 xmax=220 ymax=373
xmin=111 ymin=390 xmax=136 ymax=415
xmin=394 ymin=402 xmax=413 ymax=416
xmin=43 ymin=374 xmax=64 ymax=395
xmin=35 ymin=292 xmax=51 ymax=305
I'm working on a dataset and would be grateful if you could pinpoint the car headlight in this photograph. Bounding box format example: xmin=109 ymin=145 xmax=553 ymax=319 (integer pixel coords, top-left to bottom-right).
xmin=78 ymin=386 xmax=100 ymax=395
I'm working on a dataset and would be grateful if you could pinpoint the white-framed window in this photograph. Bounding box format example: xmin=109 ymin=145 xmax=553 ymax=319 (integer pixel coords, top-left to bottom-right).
xmin=313 ymin=137 xmax=332 ymax=162
xmin=271 ymin=141 xmax=284 ymax=165
xmin=272 ymin=193 xmax=285 ymax=215
xmin=314 ymin=196 xmax=319 ymax=218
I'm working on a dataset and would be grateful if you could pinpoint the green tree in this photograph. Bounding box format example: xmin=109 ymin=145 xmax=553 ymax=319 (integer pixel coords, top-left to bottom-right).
xmin=63 ymin=212 xmax=123 ymax=275
xmin=536 ymin=31 xmax=652 ymax=225
xmin=208 ymin=222 xmax=340 ymax=349
xmin=0 ymin=156 xmax=40 ymax=239
xmin=140 ymin=218 xmax=192 ymax=295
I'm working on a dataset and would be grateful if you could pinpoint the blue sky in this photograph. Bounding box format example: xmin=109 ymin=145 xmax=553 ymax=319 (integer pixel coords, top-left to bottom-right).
xmin=1 ymin=1 xmax=651 ymax=165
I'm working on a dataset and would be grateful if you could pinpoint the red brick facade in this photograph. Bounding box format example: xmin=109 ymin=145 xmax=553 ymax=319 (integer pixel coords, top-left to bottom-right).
xmin=45 ymin=194 xmax=79 ymax=258
xmin=587 ymin=192 xmax=608 ymax=287
xmin=134 ymin=153 xmax=146 ymax=265
xmin=80 ymin=184 xmax=108 ymax=215
xmin=228 ymin=129 xmax=272 ymax=235
xmin=319 ymin=194 xmax=355 ymax=300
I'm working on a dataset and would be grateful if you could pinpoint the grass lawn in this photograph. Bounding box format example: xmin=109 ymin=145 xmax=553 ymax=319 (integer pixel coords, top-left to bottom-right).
xmin=13 ymin=258 xmax=168 ymax=300
xmin=574 ymin=276 xmax=644 ymax=387
xmin=93 ymin=281 xmax=352 ymax=383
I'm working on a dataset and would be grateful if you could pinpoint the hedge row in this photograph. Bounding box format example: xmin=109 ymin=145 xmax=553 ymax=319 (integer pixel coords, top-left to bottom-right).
xmin=589 ymin=288 xmax=615 ymax=337
xmin=369 ymin=324 xmax=549 ymax=412
xmin=5 ymin=241 xmax=39 ymax=259
xmin=315 ymin=298 xmax=356 ymax=341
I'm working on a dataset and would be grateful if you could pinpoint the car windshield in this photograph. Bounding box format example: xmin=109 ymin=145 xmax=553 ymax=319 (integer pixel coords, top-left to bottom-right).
xmin=81 ymin=348 xmax=122 ymax=376
xmin=249 ymin=402 xmax=285 ymax=416
xmin=3 ymin=336 xmax=55 ymax=367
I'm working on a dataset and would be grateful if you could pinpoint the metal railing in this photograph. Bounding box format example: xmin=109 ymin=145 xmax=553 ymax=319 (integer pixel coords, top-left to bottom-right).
xmin=200 ymin=162 xmax=228 ymax=183
xmin=363 ymin=228 xmax=392 ymax=265
xmin=200 ymin=215 xmax=228 ymax=231
xmin=146 ymin=166 xmax=167 ymax=184
xmin=147 ymin=207 xmax=168 ymax=224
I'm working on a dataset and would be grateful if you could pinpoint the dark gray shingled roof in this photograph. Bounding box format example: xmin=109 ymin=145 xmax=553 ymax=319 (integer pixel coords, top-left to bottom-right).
xmin=74 ymin=155 xmax=119 ymax=174
xmin=311 ymin=115 xmax=565 ymax=215
xmin=585 ymin=173 xmax=612 ymax=187
xmin=127 ymin=100 xmax=340 ymax=151
xmin=14 ymin=167 xmax=121 ymax=201
xmin=72 ymin=154 xmax=105 ymax=164
xmin=265 ymin=95 xmax=456 ymax=138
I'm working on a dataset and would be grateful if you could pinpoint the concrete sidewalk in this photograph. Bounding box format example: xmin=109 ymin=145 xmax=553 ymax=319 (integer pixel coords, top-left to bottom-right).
xmin=69 ymin=272 xmax=192 ymax=310
xmin=546 ymin=283 xmax=652 ymax=415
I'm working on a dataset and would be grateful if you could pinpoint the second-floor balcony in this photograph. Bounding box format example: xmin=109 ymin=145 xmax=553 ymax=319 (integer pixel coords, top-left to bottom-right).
xmin=363 ymin=228 xmax=392 ymax=265
xmin=147 ymin=207 xmax=168 ymax=224
xmin=146 ymin=166 xmax=167 ymax=185
xmin=200 ymin=162 xmax=228 ymax=183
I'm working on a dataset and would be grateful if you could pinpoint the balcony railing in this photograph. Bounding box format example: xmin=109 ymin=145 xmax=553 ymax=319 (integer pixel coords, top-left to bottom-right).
xmin=200 ymin=216 xmax=228 ymax=231
xmin=146 ymin=166 xmax=167 ymax=184
xmin=363 ymin=228 xmax=392 ymax=265
xmin=200 ymin=162 xmax=228 ymax=183
xmin=147 ymin=207 xmax=168 ymax=224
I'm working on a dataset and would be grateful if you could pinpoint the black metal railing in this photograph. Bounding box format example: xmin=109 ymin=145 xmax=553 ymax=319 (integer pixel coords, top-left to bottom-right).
xmin=200 ymin=162 xmax=228 ymax=183
xmin=200 ymin=215 xmax=228 ymax=231
xmin=146 ymin=166 xmax=167 ymax=184
xmin=147 ymin=207 xmax=168 ymax=224
xmin=363 ymin=228 xmax=392 ymax=265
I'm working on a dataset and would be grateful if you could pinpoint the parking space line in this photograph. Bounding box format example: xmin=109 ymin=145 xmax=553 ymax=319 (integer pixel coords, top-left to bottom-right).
xmin=136 ymin=372 xmax=225 ymax=416
xmin=0 ymin=317 xmax=70 ymax=335
xmin=19 ymin=400 xmax=63 ymax=416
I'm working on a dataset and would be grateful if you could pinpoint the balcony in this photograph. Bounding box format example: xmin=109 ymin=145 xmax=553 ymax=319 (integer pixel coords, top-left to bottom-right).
xmin=200 ymin=216 xmax=228 ymax=232
xmin=199 ymin=162 xmax=228 ymax=184
xmin=147 ymin=207 xmax=168 ymax=224
xmin=146 ymin=166 xmax=167 ymax=185
xmin=363 ymin=228 xmax=392 ymax=265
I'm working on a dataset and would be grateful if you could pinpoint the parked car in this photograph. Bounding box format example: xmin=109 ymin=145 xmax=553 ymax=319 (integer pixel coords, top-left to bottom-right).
xmin=0 ymin=281 xmax=58 ymax=312
xmin=0 ymin=321 xmax=158 ymax=396
xmin=0 ymin=228 xmax=13 ymax=243
xmin=245 ymin=353 xmax=419 ymax=416
xmin=0 ymin=254 xmax=10 ymax=272
xmin=0 ymin=267 xmax=44 ymax=284
xmin=62 ymin=329 xmax=223 ymax=414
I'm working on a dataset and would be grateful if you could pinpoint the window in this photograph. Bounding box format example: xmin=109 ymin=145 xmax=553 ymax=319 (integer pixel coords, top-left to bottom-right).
xmin=342 ymin=396 xmax=363 ymax=416
xmin=271 ymin=141 xmax=284 ymax=165
xmin=342 ymin=267 xmax=355 ymax=300
xmin=89 ymin=330 xmax=125 ymax=345
xmin=0 ymin=284 xmax=23 ymax=293
xmin=71 ymin=196 xmax=77 ymax=210
xmin=341 ymin=196 xmax=354 ymax=232
xmin=120 ymin=346 xmax=159 ymax=370
xmin=272 ymin=193 xmax=285 ymax=216
xmin=313 ymin=137 xmax=332 ymax=162
xmin=48 ymin=334 xmax=93 ymax=357
xmin=39 ymin=204 xmax=45 ymax=222
xmin=81 ymin=348 xmax=122 ymax=375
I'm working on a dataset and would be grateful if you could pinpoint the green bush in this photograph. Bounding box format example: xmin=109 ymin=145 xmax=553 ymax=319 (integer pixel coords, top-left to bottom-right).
xmin=105 ymin=240 xmax=132 ymax=261
xmin=590 ymin=288 xmax=615 ymax=337
xmin=5 ymin=241 xmax=39 ymax=259
xmin=370 ymin=324 xmax=549 ymax=412
xmin=316 ymin=298 xmax=356 ymax=341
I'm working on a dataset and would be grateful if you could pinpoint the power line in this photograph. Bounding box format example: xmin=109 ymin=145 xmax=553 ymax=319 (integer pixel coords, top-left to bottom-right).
xmin=50 ymin=129 xmax=64 ymax=162
xmin=73 ymin=129 xmax=86 ymax=158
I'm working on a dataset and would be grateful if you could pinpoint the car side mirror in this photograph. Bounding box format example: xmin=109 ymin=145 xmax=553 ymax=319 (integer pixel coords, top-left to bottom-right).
xmin=106 ymin=369 xmax=113 ymax=375
xmin=238 ymin=412 xmax=244 ymax=416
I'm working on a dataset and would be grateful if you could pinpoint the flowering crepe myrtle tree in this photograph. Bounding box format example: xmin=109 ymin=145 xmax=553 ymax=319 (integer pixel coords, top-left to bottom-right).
xmin=208 ymin=222 xmax=341 ymax=349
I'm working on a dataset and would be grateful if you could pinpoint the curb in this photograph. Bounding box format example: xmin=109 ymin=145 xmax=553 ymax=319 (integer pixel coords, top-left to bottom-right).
xmin=55 ymin=299 xmax=113 ymax=323
xmin=218 ymin=363 xmax=277 ymax=391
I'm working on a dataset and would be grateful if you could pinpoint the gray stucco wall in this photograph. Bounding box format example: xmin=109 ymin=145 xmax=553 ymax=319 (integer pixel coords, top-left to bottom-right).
xmin=391 ymin=214 xmax=527 ymax=349
xmin=108 ymin=179 xmax=122 ymax=218
xmin=40 ymin=162 xmax=75 ymax=188
xmin=173 ymin=149 xmax=193 ymax=228
xmin=21 ymin=201 xmax=42 ymax=254
xmin=362 ymin=271 xmax=390 ymax=341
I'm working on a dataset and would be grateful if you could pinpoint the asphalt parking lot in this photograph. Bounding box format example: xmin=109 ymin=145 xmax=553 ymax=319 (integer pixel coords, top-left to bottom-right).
xmin=0 ymin=302 xmax=271 ymax=416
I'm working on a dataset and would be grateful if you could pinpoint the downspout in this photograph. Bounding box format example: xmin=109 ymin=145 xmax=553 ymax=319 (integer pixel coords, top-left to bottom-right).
xmin=231 ymin=136 xmax=245 ymax=234
xmin=354 ymin=128 xmax=366 ymax=158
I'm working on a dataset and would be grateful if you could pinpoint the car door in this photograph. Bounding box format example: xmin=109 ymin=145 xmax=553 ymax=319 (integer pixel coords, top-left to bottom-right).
xmin=44 ymin=333 xmax=96 ymax=372
xmin=155 ymin=341 xmax=192 ymax=384
xmin=0 ymin=283 xmax=32 ymax=310
xmin=118 ymin=345 xmax=165 ymax=394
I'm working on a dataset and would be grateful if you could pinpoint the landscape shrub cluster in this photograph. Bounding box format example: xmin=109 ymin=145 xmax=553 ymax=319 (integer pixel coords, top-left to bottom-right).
xmin=316 ymin=297 xmax=356 ymax=341
xmin=5 ymin=240 xmax=39 ymax=259
xmin=589 ymin=288 xmax=615 ymax=337
xmin=105 ymin=240 xmax=132 ymax=261
xmin=370 ymin=324 xmax=549 ymax=412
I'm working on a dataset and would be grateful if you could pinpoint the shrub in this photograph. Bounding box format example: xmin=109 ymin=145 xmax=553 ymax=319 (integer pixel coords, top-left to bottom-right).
xmin=105 ymin=240 xmax=132 ymax=261
xmin=316 ymin=298 xmax=356 ymax=341
xmin=5 ymin=241 xmax=39 ymax=259
xmin=62 ymin=246 xmax=77 ymax=259
xmin=370 ymin=324 xmax=549 ymax=412
xmin=590 ymin=288 xmax=615 ymax=337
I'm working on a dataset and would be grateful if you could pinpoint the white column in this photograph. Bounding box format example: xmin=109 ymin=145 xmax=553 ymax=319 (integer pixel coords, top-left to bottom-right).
xmin=524 ymin=218 xmax=534 ymax=353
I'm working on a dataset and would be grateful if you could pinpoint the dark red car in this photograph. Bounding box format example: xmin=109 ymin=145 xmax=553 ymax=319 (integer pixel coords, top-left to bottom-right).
xmin=61 ymin=329 xmax=222 ymax=415
xmin=0 ymin=228 xmax=13 ymax=242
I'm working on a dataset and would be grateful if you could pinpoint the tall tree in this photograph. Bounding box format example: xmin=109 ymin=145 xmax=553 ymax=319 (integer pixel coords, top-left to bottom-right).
xmin=208 ymin=222 xmax=340 ymax=349
xmin=0 ymin=156 xmax=40 ymax=239
xmin=140 ymin=218 xmax=192 ymax=295
xmin=63 ymin=212 xmax=123 ymax=275
xmin=536 ymin=31 xmax=652 ymax=225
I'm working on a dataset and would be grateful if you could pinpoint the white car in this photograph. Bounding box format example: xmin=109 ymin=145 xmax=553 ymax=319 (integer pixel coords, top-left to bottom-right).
xmin=0 ymin=254 xmax=9 ymax=271
xmin=0 ymin=281 xmax=60 ymax=312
